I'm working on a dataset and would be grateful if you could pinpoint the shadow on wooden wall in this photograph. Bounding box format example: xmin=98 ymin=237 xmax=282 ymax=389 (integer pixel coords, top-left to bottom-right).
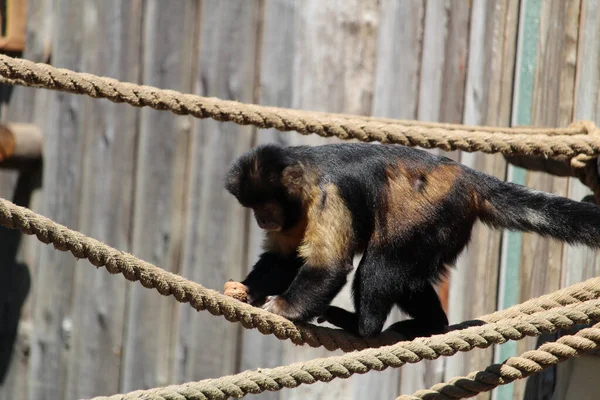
xmin=0 ymin=144 xmax=42 ymax=384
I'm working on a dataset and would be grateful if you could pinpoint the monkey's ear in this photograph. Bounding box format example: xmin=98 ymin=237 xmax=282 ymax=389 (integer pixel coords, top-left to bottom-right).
xmin=281 ymin=164 xmax=306 ymax=194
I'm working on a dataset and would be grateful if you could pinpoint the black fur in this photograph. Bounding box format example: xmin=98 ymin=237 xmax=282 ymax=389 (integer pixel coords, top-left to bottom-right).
xmin=475 ymin=171 xmax=600 ymax=247
xmin=226 ymin=142 xmax=600 ymax=339
xmin=241 ymin=253 xmax=302 ymax=306
xmin=226 ymin=144 xmax=303 ymax=230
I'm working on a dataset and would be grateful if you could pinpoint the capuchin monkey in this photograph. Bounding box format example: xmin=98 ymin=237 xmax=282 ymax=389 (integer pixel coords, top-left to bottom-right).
xmin=225 ymin=142 xmax=600 ymax=339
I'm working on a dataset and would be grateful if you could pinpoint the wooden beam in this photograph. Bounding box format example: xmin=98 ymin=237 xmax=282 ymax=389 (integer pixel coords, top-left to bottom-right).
xmin=0 ymin=122 xmax=42 ymax=169
xmin=0 ymin=0 xmax=28 ymax=52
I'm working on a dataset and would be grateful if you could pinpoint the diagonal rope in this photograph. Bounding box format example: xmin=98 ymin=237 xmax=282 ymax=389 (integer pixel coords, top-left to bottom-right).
xmin=2 ymin=196 xmax=600 ymax=353
xmin=397 ymin=322 xmax=600 ymax=400
xmin=86 ymin=300 xmax=600 ymax=400
xmin=0 ymin=54 xmax=599 ymax=158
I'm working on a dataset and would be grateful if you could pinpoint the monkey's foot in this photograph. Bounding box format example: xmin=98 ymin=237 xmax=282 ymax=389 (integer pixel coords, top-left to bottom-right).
xmin=262 ymin=295 xmax=302 ymax=320
xmin=385 ymin=319 xmax=449 ymax=340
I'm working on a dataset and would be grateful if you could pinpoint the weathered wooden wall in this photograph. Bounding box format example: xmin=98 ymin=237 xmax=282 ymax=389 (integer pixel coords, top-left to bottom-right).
xmin=0 ymin=1 xmax=599 ymax=399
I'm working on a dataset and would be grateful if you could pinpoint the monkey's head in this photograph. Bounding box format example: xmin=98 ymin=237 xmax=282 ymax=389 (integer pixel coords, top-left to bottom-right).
xmin=225 ymin=144 xmax=305 ymax=232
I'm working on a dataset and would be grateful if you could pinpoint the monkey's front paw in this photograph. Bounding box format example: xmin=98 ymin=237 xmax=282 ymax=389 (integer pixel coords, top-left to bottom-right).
xmin=262 ymin=296 xmax=301 ymax=320
xmin=246 ymin=290 xmax=267 ymax=307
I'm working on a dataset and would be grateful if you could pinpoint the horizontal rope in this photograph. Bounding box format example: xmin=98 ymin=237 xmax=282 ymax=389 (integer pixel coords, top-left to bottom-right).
xmin=2 ymin=196 xmax=600 ymax=353
xmin=398 ymin=322 xmax=600 ymax=400
xmin=88 ymin=300 xmax=600 ymax=400
xmin=0 ymin=54 xmax=599 ymax=158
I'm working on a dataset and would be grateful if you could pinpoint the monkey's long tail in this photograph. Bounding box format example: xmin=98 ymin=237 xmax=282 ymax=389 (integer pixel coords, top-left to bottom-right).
xmin=474 ymin=171 xmax=600 ymax=248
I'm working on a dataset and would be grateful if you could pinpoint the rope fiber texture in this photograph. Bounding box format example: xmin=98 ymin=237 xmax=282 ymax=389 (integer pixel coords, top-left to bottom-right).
xmin=398 ymin=322 xmax=600 ymax=400
xmin=2 ymin=196 xmax=600 ymax=400
xmin=1 ymin=54 xmax=600 ymax=159
xmin=88 ymin=300 xmax=600 ymax=400
xmin=2 ymin=52 xmax=600 ymax=400
xmin=3 ymin=196 xmax=600 ymax=353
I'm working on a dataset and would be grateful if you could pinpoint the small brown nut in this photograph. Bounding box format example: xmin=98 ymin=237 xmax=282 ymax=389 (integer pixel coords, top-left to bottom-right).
xmin=224 ymin=280 xmax=248 ymax=303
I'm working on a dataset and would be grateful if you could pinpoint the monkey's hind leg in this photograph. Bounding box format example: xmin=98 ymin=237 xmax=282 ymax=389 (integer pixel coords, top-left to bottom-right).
xmin=388 ymin=280 xmax=449 ymax=339
xmin=350 ymin=249 xmax=399 ymax=337
xmin=317 ymin=249 xmax=396 ymax=337
xmin=319 ymin=305 xmax=360 ymax=335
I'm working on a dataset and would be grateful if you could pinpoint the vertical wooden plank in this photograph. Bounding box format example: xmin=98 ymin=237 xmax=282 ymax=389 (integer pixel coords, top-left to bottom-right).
xmin=64 ymin=1 xmax=142 ymax=399
xmin=396 ymin=0 xmax=472 ymax=394
xmin=553 ymin=1 xmax=600 ymax=397
xmin=418 ymin=0 xmax=470 ymax=160
xmin=371 ymin=1 xmax=425 ymax=396
xmin=237 ymin=1 xmax=292 ymax=391
xmin=492 ymin=1 xmax=541 ymax=399
xmin=445 ymin=3 xmax=519 ymax=399
xmin=562 ymin=0 xmax=600 ymax=288
xmin=121 ymin=0 xmax=198 ymax=391
xmin=512 ymin=1 xmax=580 ymax=399
xmin=0 ymin=1 xmax=52 ymax=399
xmin=0 ymin=170 xmax=17 ymax=198
xmin=258 ymin=1 xmax=380 ymax=399
xmin=26 ymin=0 xmax=84 ymax=398
xmin=372 ymin=0 xmax=424 ymax=121
xmin=176 ymin=0 xmax=259 ymax=382
xmin=552 ymin=356 xmax=600 ymax=400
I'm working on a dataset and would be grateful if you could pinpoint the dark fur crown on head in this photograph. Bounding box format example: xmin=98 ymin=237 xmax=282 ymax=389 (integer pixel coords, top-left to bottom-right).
xmin=225 ymin=144 xmax=296 ymax=202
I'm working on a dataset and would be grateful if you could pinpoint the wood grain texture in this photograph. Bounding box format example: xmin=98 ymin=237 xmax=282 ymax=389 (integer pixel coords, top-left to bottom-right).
xmin=389 ymin=1 xmax=427 ymax=392
xmin=515 ymin=1 xmax=581 ymax=399
xmin=372 ymin=0 xmax=423 ymax=121
xmin=553 ymin=1 xmax=600 ymax=397
xmin=64 ymin=1 xmax=142 ymax=399
xmin=445 ymin=3 xmax=519 ymax=400
xmin=371 ymin=1 xmax=426 ymax=396
xmin=563 ymin=0 xmax=600 ymax=288
xmin=26 ymin=1 xmax=84 ymax=399
xmin=121 ymin=0 xmax=198 ymax=391
xmin=266 ymin=1 xmax=381 ymax=399
xmin=175 ymin=0 xmax=259 ymax=383
xmin=394 ymin=0 xmax=472 ymax=395
xmin=237 ymin=2 xmax=293 ymax=395
xmin=493 ymin=2 xmax=541 ymax=399
xmin=0 ymin=1 xmax=52 ymax=398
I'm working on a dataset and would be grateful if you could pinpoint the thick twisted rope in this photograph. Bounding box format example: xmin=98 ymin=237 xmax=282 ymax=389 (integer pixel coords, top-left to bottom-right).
xmin=0 ymin=197 xmax=387 ymax=352
xmin=0 ymin=54 xmax=600 ymax=158
xmin=398 ymin=322 xmax=600 ymax=400
xmin=86 ymin=300 xmax=600 ymax=400
xmin=2 ymin=196 xmax=600 ymax=353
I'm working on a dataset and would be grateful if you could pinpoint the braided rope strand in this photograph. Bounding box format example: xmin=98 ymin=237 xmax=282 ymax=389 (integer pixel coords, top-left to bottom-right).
xmin=0 ymin=54 xmax=599 ymax=158
xmin=2 ymin=196 xmax=600 ymax=353
xmin=398 ymin=322 xmax=600 ymax=400
xmin=87 ymin=301 xmax=600 ymax=400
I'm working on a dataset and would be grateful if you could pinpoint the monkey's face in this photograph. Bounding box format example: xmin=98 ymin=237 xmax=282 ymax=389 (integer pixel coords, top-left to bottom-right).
xmin=252 ymin=201 xmax=285 ymax=232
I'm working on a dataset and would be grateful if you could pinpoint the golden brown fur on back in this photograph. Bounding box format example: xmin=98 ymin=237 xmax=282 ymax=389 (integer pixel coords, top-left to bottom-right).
xmin=375 ymin=162 xmax=463 ymax=243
